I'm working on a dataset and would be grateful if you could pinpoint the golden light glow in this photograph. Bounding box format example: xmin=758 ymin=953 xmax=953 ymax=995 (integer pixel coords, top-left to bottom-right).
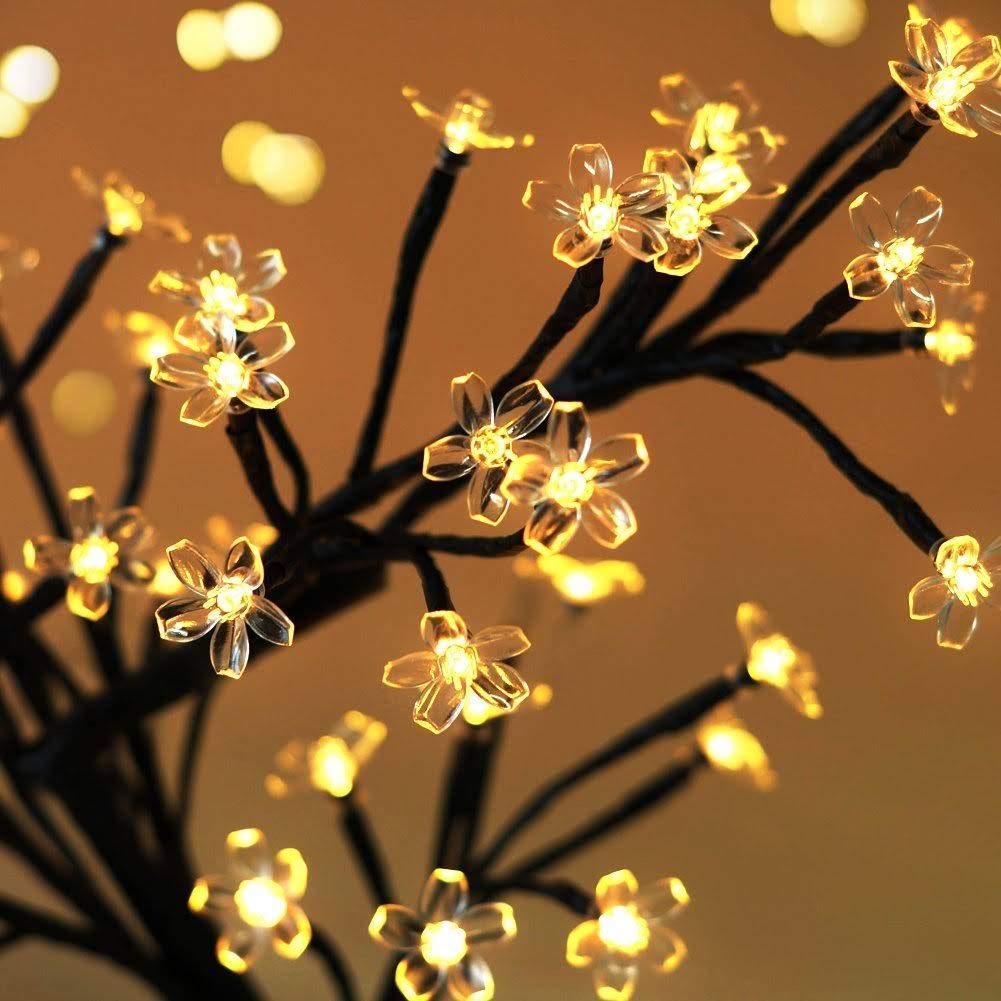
xmin=222 ymin=120 xmax=274 ymax=184
xmin=207 ymin=515 xmax=278 ymax=554
xmin=222 ymin=3 xmax=283 ymax=61
xmin=924 ymin=319 xmax=974 ymax=366
xmin=698 ymin=715 xmax=776 ymax=791
xmin=308 ymin=737 xmax=357 ymax=798
xmin=217 ymin=944 xmax=249 ymax=973
xmin=469 ymin=426 xmax=514 ymax=468
xmin=249 ymin=132 xmax=326 ymax=206
xmin=0 ymin=46 xmax=59 ymax=105
xmin=771 ymin=0 xmax=806 ymax=36
xmin=206 ymin=352 xmax=251 ymax=398
xmin=234 ymin=877 xmax=287 ymax=929
xmin=934 ymin=535 xmax=991 ymax=606
xmin=188 ymin=878 xmax=211 ymax=913
xmin=176 ymin=9 xmax=229 ymax=71
xmin=517 ymin=554 xmax=645 ymax=606
xmin=597 ymin=905 xmax=650 ymax=956
xmin=420 ymin=920 xmax=468 ymax=968
xmin=104 ymin=309 xmax=175 ymax=366
xmin=0 ymin=92 xmax=29 ymax=138
xmin=404 ymin=84 xmax=534 ymax=154
xmin=798 ymin=0 xmax=867 ymax=47
xmin=878 ymin=237 xmax=922 ymax=278
xmin=69 ymin=537 xmax=119 ymax=584
xmin=2 ymin=569 xmax=29 ymax=602
xmin=51 ymin=370 xmax=118 ymax=436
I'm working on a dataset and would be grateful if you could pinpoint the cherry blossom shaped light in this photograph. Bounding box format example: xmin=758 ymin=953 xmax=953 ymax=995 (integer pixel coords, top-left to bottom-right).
xmin=843 ymin=186 xmax=973 ymax=328
xmin=921 ymin=285 xmax=986 ymax=415
xmin=566 ymin=869 xmax=689 ymax=1001
xmin=403 ymin=85 xmax=534 ymax=154
xmin=908 ymin=534 xmax=1001 ymax=650
xmin=71 ymin=167 xmax=190 ymax=241
xmin=369 ymin=868 xmax=516 ymax=1001
xmin=522 ymin=143 xmax=668 ymax=268
xmin=155 ymin=536 xmax=293 ymax=679
xmin=383 ymin=611 xmax=530 ymax=735
xmin=188 ymin=828 xmax=310 ymax=973
xmin=697 ymin=712 xmax=776 ymax=790
xmin=889 ymin=16 xmax=1001 ymax=137
xmin=514 ymin=553 xmax=646 ymax=607
xmin=423 ymin=373 xmax=554 ymax=525
xmin=501 ymin=401 xmax=650 ymax=555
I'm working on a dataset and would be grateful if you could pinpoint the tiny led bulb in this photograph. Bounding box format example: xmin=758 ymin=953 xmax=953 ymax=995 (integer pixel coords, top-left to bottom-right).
xmin=309 ymin=737 xmax=357 ymax=798
xmin=698 ymin=717 xmax=776 ymax=790
xmin=597 ymin=905 xmax=650 ymax=955
xmin=420 ymin=920 xmax=468 ymax=968
xmin=234 ymin=877 xmax=288 ymax=928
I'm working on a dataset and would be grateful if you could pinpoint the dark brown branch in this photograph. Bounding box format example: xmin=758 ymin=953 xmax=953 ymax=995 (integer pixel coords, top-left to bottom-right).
xmin=309 ymin=926 xmax=359 ymax=1001
xmin=226 ymin=408 xmax=294 ymax=531
xmin=117 ymin=372 xmax=160 ymax=507
xmin=259 ymin=409 xmax=310 ymax=520
xmin=334 ymin=788 xmax=395 ymax=909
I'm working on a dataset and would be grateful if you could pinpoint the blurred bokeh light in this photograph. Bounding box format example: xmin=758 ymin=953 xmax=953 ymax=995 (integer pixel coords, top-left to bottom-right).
xmin=50 ymin=369 xmax=118 ymax=436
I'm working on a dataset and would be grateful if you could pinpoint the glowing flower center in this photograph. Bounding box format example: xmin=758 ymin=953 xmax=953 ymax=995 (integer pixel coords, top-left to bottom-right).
xmin=103 ymin=188 xmax=144 ymax=236
xmin=200 ymin=271 xmax=247 ymax=317
xmin=936 ymin=537 xmax=992 ymax=606
xmin=667 ymin=194 xmax=705 ymax=242
xmin=214 ymin=579 xmax=254 ymax=617
xmin=582 ymin=188 xmax=619 ymax=237
xmin=420 ymin=920 xmax=468 ymax=967
xmin=207 ymin=352 xmax=250 ymax=397
xmin=234 ymin=877 xmax=288 ymax=929
xmin=878 ymin=237 xmax=923 ymax=279
xmin=309 ymin=737 xmax=357 ymax=797
xmin=924 ymin=321 xmax=975 ymax=365
xmin=928 ymin=67 xmax=975 ymax=111
xmin=747 ymin=636 xmax=797 ymax=686
xmin=439 ymin=642 xmax=479 ymax=689
xmin=469 ymin=425 xmax=513 ymax=468
xmin=701 ymin=102 xmax=742 ymax=153
xmin=546 ymin=462 xmax=594 ymax=508
xmin=69 ymin=536 xmax=119 ymax=584
xmin=561 ymin=570 xmax=598 ymax=602
xmin=597 ymin=905 xmax=650 ymax=956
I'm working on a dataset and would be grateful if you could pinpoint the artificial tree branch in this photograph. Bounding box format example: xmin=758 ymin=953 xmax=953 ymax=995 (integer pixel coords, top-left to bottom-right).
xmin=334 ymin=788 xmax=395 ymax=909
xmin=176 ymin=683 xmax=218 ymax=831
xmin=475 ymin=875 xmax=593 ymax=917
xmin=259 ymin=409 xmax=310 ymax=521
xmin=226 ymin=408 xmax=294 ymax=531
xmin=411 ymin=547 xmax=454 ymax=611
xmin=710 ymin=327 xmax=920 ymax=359
xmin=117 ymin=372 xmax=160 ymax=507
xmin=308 ymin=925 xmax=359 ymax=1001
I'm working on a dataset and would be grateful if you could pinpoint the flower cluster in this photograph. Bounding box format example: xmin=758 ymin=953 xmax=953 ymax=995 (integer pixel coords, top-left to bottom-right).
xmin=71 ymin=167 xmax=190 ymax=240
xmin=403 ymin=85 xmax=534 ymax=154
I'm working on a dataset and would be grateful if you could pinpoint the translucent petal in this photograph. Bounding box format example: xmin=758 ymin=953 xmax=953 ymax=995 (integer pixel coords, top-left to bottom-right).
xmin=952 ymin=36 xmax=1001 ymax=84
xmin=965 ymin=93 xmax=1001 ymax=135
xmin=104 ymin=508 xmax=149 ymax=552
xmin=979 ymin=535 xmax=1001 ymax=576
xmin=216 ymin=920 xmax=265 ymax=974
xmin=654 ymin=238 xmax=702 ymax=276
xmin=471 ymin=661 xmax=530 ymax=711
xmin=525 ymin=501 xmax=580 ymax=555
xmin=421 ymin=611 xmax=470 ymax=652
xmin=894 ymin=274 xmax=936 ymax=328
xmin=148 ymin=268 xmax=200 ymax=304
xmin=596 ymin=870 xmax=639 ymax=911
xmin=843 ymin=253 xmax=893 ymax=301
xmin=237 ymin=322 xmax=294 ymax=368
xmin=150 ymin=353 xmax=210 ymax=390
xmin=174 ymin=315 xmax=218 ymax=354
xmin=472 ymin=624 xmax=531 ymax=662
xmin=238 ymin=372 xmax=290 ymax=410
xmin=23 ymin=536 xmax=71 ymax=575
xmin=918 ymin=244 xmax=973 ymax=286
xmin=213 ymin=315 xmax=239 ymax=354
xmin=616 ymin=216 xmax=667 ymax=263
xmin=583 ymin=488 xmax=638 ymax=549
xmin=188 ymin=873 xmax=237 ymax=914
xmin=615 ymin=173 xmax=667 ymax=215
xmin=273 ymin=848 xmax=308 ymax=899
xmin=937 ymin=599 xmax=977 ymax=650
xmin=446 ymin=954 xmax=494 ymax=1001
xmin=702 ymin=215 xmax=758 ymax=260
xmin=167 ymin=539 xmax=220 ymax=595
xmin=888 ymin=61 xmax=931 ymax=104
xmin=593 ymin=961 xmax=637 ymax=1001
xmin=566 ymin=920 xmax=604 ymax=967
xmin=246 ymin=249 xmax=287 ymax=293
xmin=423 ymin=435 xmax=475 ymax=481
xmin=588 ymin=434 xmax=650 ymax=485
xmin=656 ymin=73 xmax=705 ymax=122
xmin=66 ymin=578 xmax=111 ymax=621
xmin=849 ymin=192 xmax=893 ymax=251
xmin=156 ymin=597 xmax=219 ymax=640
xmin=114 ymin=558 xmax=155 ymax=588
xmin=419 ymin=868 xmax=469 ymax=921
xmin=272 ymin=904 xmax=311 ymax=959
xmin=67 ymin=486 xmax=101 ymax=539
xmin=635 ymin=877 xmax=690 ymax=922
xmin=569 ymin=143 xmax=613 ymax=196
xmin=642 ymin=149 xmax=692 ymax=193
xmin=906 ymin=17 xmax=949 ymax=72
xmin=200 ymin=233 xmax=242 ymax=275
xmin=496 ymin=380 xmax=553 ymax=438
xmin=939 ymin=105 xmax=978 ymax=137
xmin=468 ymin=465 xmax=508 ymax=526
xmin=719 ymin=80 xmax=759 ymax=119
xmin=500 ymin=453 xmax=550 ymax=506
xmin=895 ymin=186 xmax=942 ymax=244
xmin=226 ymin=827 xmax=271 ymax=876
xmin=459 ymin=903 xmax=517 ymax=946
xmin=180 ymin=386 xmax=229 ymax=427
xmin=553 ymin=224 xmax=604 ymax=268
xmin=646 ymin=926 xmax=687 ymax=972
xmin=235 ymin=296 xmax=275 ymax=332
xmin=383 ymin=650 xmax=437 ymax=688
xmin=227 ymin=537 xmax=265 ymax=586
xmin=937 ymin=359 xmax=972 ymax=415
xmin=369 ymin=904 xmax=423 ymax=949
xmin=395 ymin=954 xmax=444 ymax=1001
xmin=247 ymin=595 xmax=293 ymax=646
xmin=211 ymin=618 xmax=251 ymax=679
xmin=547 ymin=401 xmax=591 ymax=463
xmin=521 ymin=180 xmax=579 ymax=222
xmin=413 ymin=677 xmax=464 ymax=734
xmin=451 ymin=372 xmax=494 ymax=433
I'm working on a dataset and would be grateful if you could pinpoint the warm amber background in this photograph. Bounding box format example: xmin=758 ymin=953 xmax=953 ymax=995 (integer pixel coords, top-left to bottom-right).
xmin=2 ymin=1 xmax=1001 ymax=998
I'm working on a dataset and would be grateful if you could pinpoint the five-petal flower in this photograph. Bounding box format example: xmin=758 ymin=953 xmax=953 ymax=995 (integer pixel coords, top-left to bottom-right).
xmin=155 ymin=536 xmax=294 ymax=678
xmin=71 ymin=167 xmax=190 ymax=240
xmin=843 ymin=186 xmax=973 ymax=328
xmin=403 ymin=85 xmax=534 ymax=154
xmin=921 ymin=285 xmax=987 ymax=415
xmin=696 ymin=712 xmax=777 ymax=790
xmin=369 ymin=868 xmax=516 ymax=1001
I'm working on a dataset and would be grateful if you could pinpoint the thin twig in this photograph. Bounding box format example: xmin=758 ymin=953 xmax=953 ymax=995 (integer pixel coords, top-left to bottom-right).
xmin=334 ymin=789 xmax=395 ymax=908
xmin=226 ymin=408 xmax=294 ymax=531
xmin=117 ymin=372 xmax=160 ymax=507
xmin=259 ymin=408 xmax=310 ymax=520
xmin=309 ymin=926 xmax=359 ymax=1001
xmin=176 ymin=683 xmax=218 ymax=830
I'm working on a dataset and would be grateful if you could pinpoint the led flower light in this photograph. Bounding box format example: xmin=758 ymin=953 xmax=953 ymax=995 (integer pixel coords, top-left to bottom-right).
xmin=696 ymin=712 xmax=777 ymax=790
xmin=103 ymin=309 xmax=175 ymax=367
xmin=908 ymin=534 xmax=1001 ymax=650
xmin=403 ymin=85 xmax=534 ymax=154
xmin=514 ymin=553 xmax=646 ymax=607
xmin=189 ymin=828 xmax=310 ymax=972
xmin=422 ymin=373 xmax=554 ymax=525
xmin=651 ymin=74 xmax=786 ymax=198
xmin=522 ymin=144 xmax=668 ymax=268
xmin=369 ymin=868 xmax=516 ymax=1001
xmin=71 ymin=168 xmax=190 ymax=241
xmin=907 ymin=4 xmax=977 ymax=54
xmin=23 ymin=487 xmax=155 ymax=621
xmin=265 ymin=711 xmax=388 ymax=799
xmin=0 ymin=234 xmax=39 ymax=283
xmin=501 ymin=402 xmax=649 ymax=555
xmin=206 ymin=514 xmax=278 ymax=556
xmin=155 ymin=536 xmax=293 ymax=679
xmin=889 ymin=16 xmax=1001 ymax=136
xmin=383 ymin=611 xmax=530 ymax=734
xmin=843 ymin=186 xmax=973 ymax=328
xmin=566 ymin=869 xmax=689 ymax=1001
xmin=463 ymin=681 xmax=553 ymax=726
xmin=643 ymin=148 xmax=758 ymax=276
xmin=920 ymin=285 xmax=986 ymax=415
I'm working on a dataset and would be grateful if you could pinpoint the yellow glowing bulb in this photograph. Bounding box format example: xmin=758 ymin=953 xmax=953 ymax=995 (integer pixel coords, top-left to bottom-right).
xmin=699 ymin=719 xmax=776 ymax=791
xmin=771 ymin=0 xmax=807 ymax=35
xmin=420 ymin=921 xmax=467 ymax=968
xmin=797 ymin=0 xmax=867 ymax=47
xmin=879 ymin=238 xmax=922 ymax=278
xmin=250 ymin=133 xmax=326 ymax=206
xmin=747 ymin=636 xmax=797 ymax=686
xmin=69 ymin=537 xmax=119 ymax=584
xmin=440 ymin=643 xmax=478 ymax=688
xmin=597 ymin=905 xmax=650 ymax=956
xmin=51 ymin=370 xmax=118 ymax=436
xmin=469 ymin=426 xmax=513 ymax=467
xmin=234 ymin=877 xmax=287 ymax=928
xmin=188 ymin=878 xmax=210 ymax=912
xmin=222 ymin=120 xmax=274 ymax=184
xmin=206 ymin=352 xmax=249 ymax=398
xmin=667 ymin=196 xmax=704 ymax=242
xmin=924 ymin=321 xmax=975 ymax=366
xmin=547 ymin=463 xmax=593 ymax=508
xmin=152 ymin=559 xmax=184 ymax=596
xmin=176 ymin=9 xmax=229 ymax=71
xmin=222 ymin=3 xmax=283 ymax=61
xmin=2 ymin=569 xmax=29 ymax=602
xmin=309 ymin=737 xmax=357 ymax=797
xmin=0 ymin=92 xmax=30 ymax=138
xmin=214 ymin=579 xmax=253 ymax=615
xmin=561 ymin=570 xmax=597 ymax=602
xmin=0 ymin=46 xmax=59 ymax=105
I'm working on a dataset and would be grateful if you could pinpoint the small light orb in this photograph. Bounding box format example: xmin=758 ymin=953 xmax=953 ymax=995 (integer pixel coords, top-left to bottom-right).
xmin=2 ymin=569 xmax=29 ymax=602
xmin=0 ymin=92 xmax=30 ymax=138
xmin=222 ymin=119 xmax=273 ymax=184
xmin=0 ymin=46 xmax=59 ymax=105
xmin=309 ymin=737 xmax=357 ymax=797
xmin=771 ymin=0 xmax=807 ymax=35
xmin=222 ymin=3 xmax=283 ymax=61
xmin=420 ymin=920 xmax=468 ymax=968
xmin=234 ymin=877 xmax=287 ymax=928
xmin=250 ymin=133 xmax=325 ymax=206
xmin=51 ymin=370 xmax=117 ymax=436
xmin=177 ymin=9 xmax=229 ymax=71
xmin=597 ymin=905 xmax=650 ymax=956
xmin=797 ymin=0 xmax=867 ymax=47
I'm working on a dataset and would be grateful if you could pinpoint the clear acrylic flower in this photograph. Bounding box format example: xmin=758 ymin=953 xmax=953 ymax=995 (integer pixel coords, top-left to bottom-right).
xmin=908 ymin=533 xmax=1001 ymax=650
xmin=148 ymin=233 xmax=287 ymax=333
xmin=149 ymin=314 xmax=294 ymax=427
xmin=737 ymin=602 xmax=821 ymax=719
xmin=696 ymin=711 xmax=776 ymax=790
xmin=188 ymin=827 xmax=311 ymax=973
xmin=522 ymin=143 xmax=668 ymax=268
xmin=843 ymin=187 xmax=973 ymax=328
xmin=889 ymin=16 xmax=1001 ymax=136
xmin=423 ymin=373 xmax=554 ymax=525
xmin=514 ymin=553 xmax=646 ymax=606
xmin=907 ymin=4 xmax=978 ymax=56
xmin=368 ymin=867 xmax=516 ymax=1001
xmin=155 ymin=536 xmax=293 ymax=679
xmin=383 ymin=611 xmax=531 ymax=734
xmin=651 ymin=74 xmax=787 ymax=198
xmin=265 ymin=711 xmax=388 ymax=799
xmin=921 ymin=285 xmax=986 ymax=415
xmin=0 ymin=234 xmax=39 ymax=284
xmin=403 ymin=85 xmax=534 ymax=154
xmin=23 ymin=486 xmax=155 ymax=622
xmin=566 ymin=869 xmax=689 ymax=1001
xmin=71 ymin=167 xmax=190 ymax=240
xmin=501 ymin=402 xmax=650 ymax=555
xmin=643 ymin=148 xmax=758 ymax=276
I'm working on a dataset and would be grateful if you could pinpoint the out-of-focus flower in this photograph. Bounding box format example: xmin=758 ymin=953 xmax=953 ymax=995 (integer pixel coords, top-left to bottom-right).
xmin=502 ymin=402 xmax=649 ymax=555
xmin=71 ymin=167 xmax=190 ymax=241
xmin=383 ymin=611 xmax=530 ymax=734
xmin=104 ymin=309 xmax=175 ymax=367
xmin=423 ymin=373 xmax=554 ymax=525
xmin=206 ymin=514 xmax=278 ymax=556
xmin=0 ymin=234 xmax=39 ymax=283
xmin=907 ymin=4 xmax=977 ymax=54
xmin=696 ymin=712 xmax=776 ymax=790
xmin=522 ymin=144 xmax=668 ymax=268
xmin=189 ymin=827 xmax=310 ymax=973
xmin=908 ymin=533 xmax=1001 ymax=649
xmin=155 ymin=536 xmax=293 ymax=678
xmin=566 ymin=869 xmax=689 ymax=1001
xmin=403 ymin=85 xmax=534 ymax=154
xmin=23 ymin=487 xmax=155 ymax=621
xmin=843 ymin=187 xmax=972 ymax=327
xmin=514 ymin=553 xmax=645 ymax=607
xmin=889 ymin=16 xmax=1001 ymax=136
xmin=463 ymin=680 xmax=553 ymax=726
xmin=920 ymin=285 xmax=986 ymax=414
xmin=369 ymin=868 xmax=516 ymax=1001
